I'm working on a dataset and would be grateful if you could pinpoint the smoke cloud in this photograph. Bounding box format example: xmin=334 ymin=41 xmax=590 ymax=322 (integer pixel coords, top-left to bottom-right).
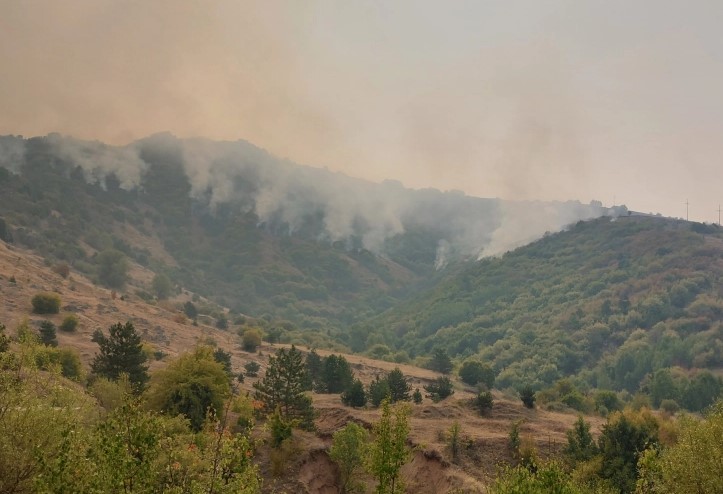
xmin=1 ymin=134 xmax=622 ymax=263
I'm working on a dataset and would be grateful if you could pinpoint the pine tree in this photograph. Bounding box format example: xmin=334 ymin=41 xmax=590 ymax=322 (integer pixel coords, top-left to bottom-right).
xmin=39 ymin=320 xmax=58 ymax=347
xmin=341 ymin=379 xmax=367 ymax=408
xmin=428 ymin=348 xmax=453 ymax=374
xmin=321 ymin=354 xmax=354 ymax=394
xmin=367 ymin=399 xmax=411 ymax=494
xmin=387 ymin=368 xmax=411 ymax=403
xmin=91 ymin=321 xmax=149 ymax=390
xmin=369 ymin=376 xmax=391 ymax=408
xmin=253 ymin=345 xmax=314 ymax=430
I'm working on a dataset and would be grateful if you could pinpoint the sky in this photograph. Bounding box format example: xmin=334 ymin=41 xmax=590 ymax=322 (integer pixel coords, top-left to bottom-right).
xmin=1 ymin=1 xmax=722 ymax=223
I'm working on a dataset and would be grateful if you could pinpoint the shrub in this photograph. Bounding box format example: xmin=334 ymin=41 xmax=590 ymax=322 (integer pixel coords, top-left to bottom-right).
xmin=244 ymin=361 xmax=260 ymax=377
xmin=31 ymin=292 xmax=61 ymax=314
xmin=52 ymin=262 xmax=70 ymax=279
xmin=412 ymin=388 xmax=423 ymax=404
xmin=59 ymin=314 xmax=79 ymax=332
xmin=459 ymin=360 xmax=496 ymax=388
xmin=241 ymin=328 xmax=263 ymax=352
xmin=473 ymin=390 xmax=494 ymax=415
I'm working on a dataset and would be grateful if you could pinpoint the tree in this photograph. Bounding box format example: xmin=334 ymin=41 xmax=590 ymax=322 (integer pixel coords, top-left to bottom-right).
xmin=183 ymin=301 xmax=198 ymax=320
xmin=424 ymin=376 xmax=455 ymax=402
xmin=598 ymin=409 xmax=658 ymax=493
xmin=639 ymin=400 xmax=723 ymax=493
xmin=369 ymin=376 xmax=391 ymax=407
xmin=459 ymin=360 xmax=495 ymax=388
xmin=412 ymin=388 xmax=422 ymax=404
xmin=319 ymin=354 xmax=354 ymax=394
xmin=213 ymin=347 xmax=233 ymax=376
xmin=31 ymin=292 xmax=61 ymax=314
xmin=91 ymin=321 xmax=149 ymax=390
xmin=330 ymin=422 xmax=369 ymax=494
xmin=96 ymin=248 xmax=129 ymax=288
xmin=564 ymin=415 xmax=597 ymax=463
xmin=151 ymin=273 xmax=173 ymax=300
xmin=367 ymin=399 xmax=411 ymax=494
xmin=253 ymin=345 xmax=314 ymax=430
xmin=39 ymin=320 xmax=58 ymax=347
xmin=428 ymin=348 xmax=453 ymax=374
xmin=305 ymin=349 xmax=323 ymax=390
xmin=341 ymin=379 xmax=367 ymax=408
xmin=520 ymin=385 xmax=536 ymax=409
xmin=146 ymin=346 xmax=230 ymax=431
xmin=387 ymin=367 xmax=411 ymax=403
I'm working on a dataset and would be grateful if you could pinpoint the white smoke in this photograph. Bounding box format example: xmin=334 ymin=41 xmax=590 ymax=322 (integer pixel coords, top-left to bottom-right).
xmin=0 ymin=134 xmax=625 ymax=261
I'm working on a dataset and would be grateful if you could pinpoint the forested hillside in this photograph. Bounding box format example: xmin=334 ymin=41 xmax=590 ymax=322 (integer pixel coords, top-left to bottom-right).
xmin=0 ymin=133 xmax=617 ymax=345
xmin=367 ymin=216 xmax=723 ymax=411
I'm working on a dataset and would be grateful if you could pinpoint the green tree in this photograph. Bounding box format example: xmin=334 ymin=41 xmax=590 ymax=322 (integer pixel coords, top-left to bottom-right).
xmin=96 ymin=248 xmax=129 ymax=288
xmin=341 ymin=379 xmax=367 ymax=408
xmin=412 ymin=388 xmax=423 ymax=404
xmin=330 ymin=422 xmax=369 ymax=494
xmin=367 ymin=399 xmax=411 ymax=494
xmin=146 ymin=346 xmax=231 ymax=431
xmin=598 ymin=409 xmax=658 ymax=493
xmin=564 ymin=415 xmax=598 ymax=463
xmin=183 ymin=301 xmax=198 ymax=320
xmin=682 ymin=371 xmax=721 ymax=412
xmin=428 ymin=347 xmax=453 ymax=374
xmin=638 ymin=400 xmax=723 ymax=493
xmin=648 ymin=368 xmax=678 ymax=409
xmin=459 ymin=360 xmax=495 ymax=388
xmin=424 ymin=376 xmax=455 ymax=402
xmin=319 ymin=354 xmax=354 ymax=393
xmin=520 ymin=385 xmax=536 ymax=409
xmin=213 ymin=347 xmax=233 ymax=376
xmin=305 ymin=349 xmax=323 ymax=390
xmin=387 ymin=367 xmax=411 ymax=403
xmin=91 ymin=321 xmax=149 ymax=390
xmin=253 ymin=345 xmax=314 ymax=430
xmin=490 ymin=462 xmax=594 ymax=494
xmin=368 ymin=376 xmax=391 ymax=407
xmin=39 ymin=320 xmax=58 ymax=347
xmin=151 ymin=272 xmax=173 ymax=300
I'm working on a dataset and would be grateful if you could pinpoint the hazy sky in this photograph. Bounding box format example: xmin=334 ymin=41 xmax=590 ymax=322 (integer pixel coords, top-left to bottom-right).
xmin=1 ymin=1 xmax=722 ymax=222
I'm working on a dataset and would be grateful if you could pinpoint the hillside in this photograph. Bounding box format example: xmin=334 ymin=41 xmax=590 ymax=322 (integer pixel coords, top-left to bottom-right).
xmin=0 ymin=133 xmax=619 ymax=346
xmin=0 ymin=238 xmax=603 ymax=493
xmin=368 ymin=216 xmax=723 ymax=408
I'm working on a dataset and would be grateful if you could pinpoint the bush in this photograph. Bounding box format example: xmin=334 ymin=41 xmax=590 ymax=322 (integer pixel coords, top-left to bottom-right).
xmin=244 ymin=361 xmax=260 ymax=377
xmin=241 ymin=328 xmax=263 ymax=352
xmin=52 ymin=262 xmax=70 ymax=279
xmin=59 ymin=314 xmax=79 ymax=332
xmin=473 ymin=390 xmax=494 ymax=415
xmin=31 ymin=292 xmax=61 ymax=314
xmin=341 ymin=379 xmax=367 ymax=408
xmin=459 ymin=360 xmax=496 ymax=388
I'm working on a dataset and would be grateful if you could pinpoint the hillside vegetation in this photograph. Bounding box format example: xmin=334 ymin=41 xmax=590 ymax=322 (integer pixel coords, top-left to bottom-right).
xmin=368 ymin=216 xmax=722 ymax=411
